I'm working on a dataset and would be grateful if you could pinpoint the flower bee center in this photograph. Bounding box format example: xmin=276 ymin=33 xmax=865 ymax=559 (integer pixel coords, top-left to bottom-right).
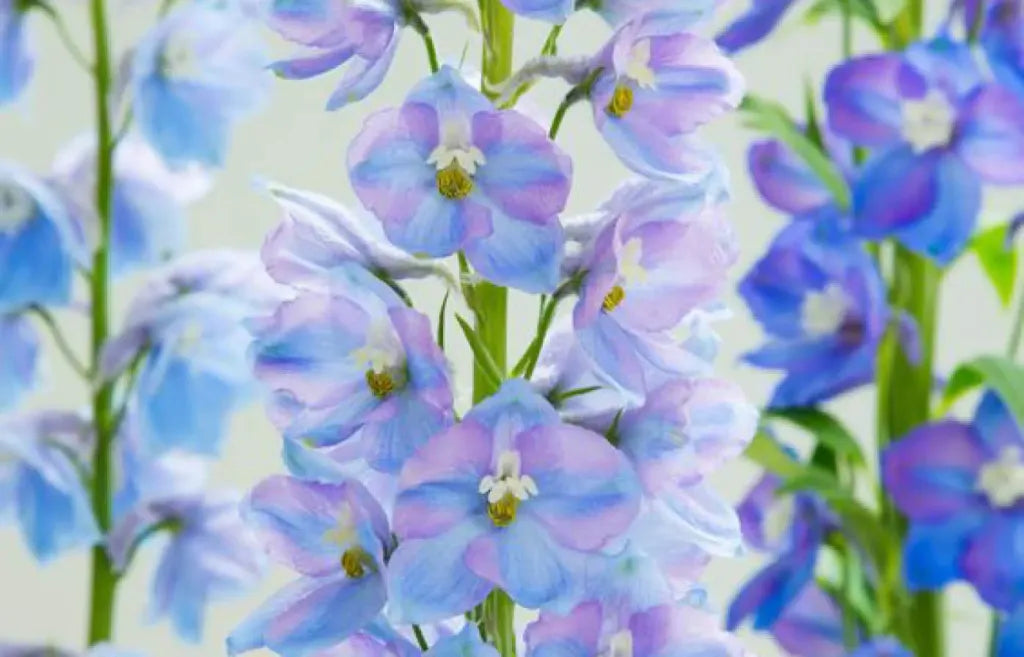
xmin=479 ymin=450 xmax=539 ymax=528
xmin=977 ymin=446 xmax=1024 ymax=508
xmin=801 ymin=283 xmax=849 ymax=337
xmin=606 ymin=85 xmax=634 ymax=118
xmin=902 ymin=90 xmax=955 ymax=152
xmin=436 ymin=162 xmax=475 ymax=200
xmin=365 ymin=369 xmax=396 ymax=398
xmin=340 ymin=546 xmax=375 ymax=579
xmin=602 ymin=285 xmax=626 ymax=312
xmin=608 ymin=630 xmax=634 ymax=657
xmin=0 ymin=180 xmax=34 ymax=233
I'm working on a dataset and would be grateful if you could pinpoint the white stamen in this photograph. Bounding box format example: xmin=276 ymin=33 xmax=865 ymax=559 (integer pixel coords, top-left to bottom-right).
xmin=902 ymin=90 xmax=956 ymax=152
xmin=801 ymin=283 xmax=849 ymax=337
xmin=160 ymin=32 xmax=203 ymax=79
xmin=608 ymin=630 xmax=634 ymax=657
xmin=427 ymin=118 xmax=486 ymax=175
xmin=618 ymin=238 xmax=648 ymax=288
xmin=322 ymin=505 xmax=357 ymax=549
xmin=351 ymin=322 xmax=404 ymax=373
xmin=0 ymin=179 xmax=34 ymax=233
xmin=977 ymin=446 xmax=1024 ymax=508
xmin=624 ymin=40 xmax=656 ymax=89
xmin=479 ymin=450 xmax=539 ymax=504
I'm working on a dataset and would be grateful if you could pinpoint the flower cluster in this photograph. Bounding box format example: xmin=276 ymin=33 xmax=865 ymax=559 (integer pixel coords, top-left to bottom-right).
xmin=229 ymin=0 xmax=756 ymax=655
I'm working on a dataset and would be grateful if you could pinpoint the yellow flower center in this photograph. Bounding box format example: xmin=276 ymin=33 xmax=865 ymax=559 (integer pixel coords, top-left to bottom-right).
xmin=602 ymin=285 xmax=625 ymax=312
xmin=436 ymin=162 xmax=474 ymax=200
xmin=606 ymin=85 xmax=634 ymax=118
xmin=487 ymin=493 xmax=519 ymax=527
xmin=340 ymin=547 xmax=375 ymax=578
xmin=365 ymin=369 xmax=396 ymax=398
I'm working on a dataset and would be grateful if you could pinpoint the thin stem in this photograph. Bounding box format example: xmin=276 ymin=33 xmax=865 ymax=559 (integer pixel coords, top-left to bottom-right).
xmin=840 ymin=0 xmax=853 ymax=57
xmin=968 ymin=0 xmax=987 ymax=44
xmin=541 ymin=24 xmax=562 ymax=55
xmin=36 ymin=2 xmax=93 ymax=71
xmin=1007 ymin=287 xmax=1024 ymax=359
xmin=988 ymin=612 xmax=1002 ymax=657
xmin=27 ymin=305 xmax=89 ymax=380
xmin=406 ymin=11 xmax=440 ymax=73
xmin=548 ymin=68 xmax=601 ymax=139
xmin=412 ymin=625 xmax=430 ymax=652
xmin=86 ymin=0 xmax=119 ymax=644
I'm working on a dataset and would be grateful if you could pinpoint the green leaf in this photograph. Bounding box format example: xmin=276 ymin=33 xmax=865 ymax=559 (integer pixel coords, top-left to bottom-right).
xmin=436 ymin=290 xmax=450 ymax=349
xmin=776 ymin=466 xmax=844 ymax=496
xmin=802 ymin=0 xmax=883 ymax=28
xmin=803 ymin=79 xmax=825 ymax=151
xmin=873 ymin=0 xmax=907 ymax=22
xmin=765 ymin=407 xmax=867 ymax=467
xmin=740 ymin=95 xmax=851 ymax=210
xmin=970 ymin=222 xmax=1019 ymax=307
xmin=455 ymin=313 xmax=504 ymax=391
xmin=937 ymin=355 xmax=1024 ymax=424
xmin=744 ymin=431 xmax=804 ymax=479
xmin=549 ymin=385 xmax=602 ymax=405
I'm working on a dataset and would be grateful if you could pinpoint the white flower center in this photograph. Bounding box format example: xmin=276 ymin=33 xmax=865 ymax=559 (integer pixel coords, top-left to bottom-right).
xmin=322 ymin=505 xmax=357 ymax=550
xmin=427 ymin=117 xmax=486 ymax=176
xmin=608 ymin=630 xmax=634 ymax=657
xmin=351 ymin=321 xmax=404 ymax=373
xmin=478 ymin=450 xmax=539 ymax=504
xmin=624 ymin=39 xmax=656 ymax=89
xmin=160 ymin=32 xmax=203 ymax=79
xmin=977 ymin=446 xmax=1024 ymax=508
xmin=0 ymin=179 xmax=34 ymax=233
xmin=175 ymin=319 xmax=205 ymax=355
xmin=801 ymin=283 xmax=849 ymax=337
xmin=618 ymin=238 xmax=647 ymax=288
xmin=902 ymin=91 xmax=956 ymax=152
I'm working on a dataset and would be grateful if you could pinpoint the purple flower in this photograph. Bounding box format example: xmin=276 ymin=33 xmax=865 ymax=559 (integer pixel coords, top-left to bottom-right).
xmin=132 ymin=1 xmax=268 ymax=166
xmin=426 ymin=624 xmax=497 ymax=657
xmin=101 ymin=251 xmax=284 ymax=455
xmin=849 ymin=638 xmax=912 ymax=657
xmin=824 ymin=37 xmax=1024 ymax=262
xmin=728 ymin=469 xmax=832 ymax=633
xmin=766 ymin=583 xmax=845 ymax=657
xmin=259 ymin=180 xmax=454 ymax=292
xmin=250 ymin=282 xmax=453 ymax=474
xmin=739 ymin=219 xmax=888 ymax=408
xmin=109 ymin=492 xmax=264 ymax=642
xmin=227 ymin=476 xmax=391 ymax=657
xmin=266 ymin=0 xmax=400 ymax=110
xmin=747 ymin=129 xmax=854 ymax=217
xmin=0 ymin=161 xmax=84 ymax=314
xmin=0 ymin=313 xmax=38 ymax=410
xmin=958 ymin=0 xmax=1023 ymax=98
xmin=716 ymin=0 xmax=796 ymax=53
xmin=0 ymin=0 xmax=33 ymax=104
xmin=525 ymin=598 xmax=750 ymax=657
xmin=348 ymin=66 xmax=572 ymax=293
xmin=306 ymin=620 xmax=420 ymax=657
xmin=388 ymin=379 xmax=640 ymax=621
xmin=573 ymin=178 xmax=736 ymax=400
xmin=51 ymin=134 xmax=211 ymax=277
xmin=882 ymin=391 xmax=1024 ymax=610
xmin=0 ymin=411 xmax=99 ymax=562
xmin=589 ymin=16 xmax=743 ymax=180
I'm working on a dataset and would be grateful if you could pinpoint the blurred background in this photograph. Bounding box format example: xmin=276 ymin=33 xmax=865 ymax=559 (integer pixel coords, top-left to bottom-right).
xmin=0 ymin=2 xmax=1016 ymax=655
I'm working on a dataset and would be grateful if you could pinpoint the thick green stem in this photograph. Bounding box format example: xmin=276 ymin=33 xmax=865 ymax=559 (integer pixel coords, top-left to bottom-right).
xmin=86 ymin=0 xmax=119 ymax=645
xmin=877 ymin=246 xmax=942 ymax=657
xmin=477 ymin=3 xmax=516 ymax=656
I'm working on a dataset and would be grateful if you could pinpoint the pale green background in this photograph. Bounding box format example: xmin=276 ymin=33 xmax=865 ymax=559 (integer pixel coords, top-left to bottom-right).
xmin=0 ymin=2 xmax=1014 ymax=655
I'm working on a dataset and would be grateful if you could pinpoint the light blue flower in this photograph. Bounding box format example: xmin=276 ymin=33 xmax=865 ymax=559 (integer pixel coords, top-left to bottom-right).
xmin=0 ymin=0 xmax=34 ymax=105
xmin=0 ymin=313 xmax=38 ymax=411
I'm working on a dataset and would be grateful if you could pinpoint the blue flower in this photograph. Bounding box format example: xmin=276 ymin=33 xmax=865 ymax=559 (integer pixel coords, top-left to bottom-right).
xmin=0 ymin=0 xmax=33 ymax=105
xmin=0 ymin=313 xmax=38 ymax=410
xmin=883 ymin=391 xmax=1024 ymax=610
xmin=52 ymin=135 xmax=211 ymax=277
xmin=0 ymin=161 xmax=82 ymax=314
xmin=849 ymin=638 xmax=912 ymax=657
xmin=825 ymin=36 xmax=1024 ymax=262
xmin=739 ymin=218 xmax=888 ymax=408
xmin=265 ymin=0 xmax=401 ymax=109
xmin=108 ymin=492 xmax=264 ymax=642
xmin=717 ymin=0 xmax=796 ymax=53
xmin=0 ymin=411 xmax=100 ymax=562
xmin=101 ymin=251 xmax=283 ymax=455
xmin=132 ymin=1 xmax=268 ymax=167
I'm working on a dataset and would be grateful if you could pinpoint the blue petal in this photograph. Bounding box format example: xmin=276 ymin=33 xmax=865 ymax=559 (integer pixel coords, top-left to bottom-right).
xmin=0 ymin=209 xmax=73 ymax=313
xmin=426 ymin=624 xmax=499 ymax=657
xmin=716 ymin=0 xmax=796 ymax=53
xmin=463 ymin=200 xmax=563 ymax=293
xmin=136 ymin=78 xmax=232 ymax=167
xmin=496 ymin=0 xmax=572 ymax=22
xmin=0 ymin=313 xmax=38 ymax=410
xmin=0 ymin=10 xmax=33 ymax=105
xmin=15 ymin=458 xmax=100 ymax=562
xmin=465 ymin=378 xmax=560 ymax=438
xmin=110 ymin=178 xmax=185 ymax=275
xmin=903 ymin=515 xmax=985 ymax=590
xmin=325 ymin=33 xmax=399 ymax=110
xmin=998 ymin=607 xmax=1024 ymax=657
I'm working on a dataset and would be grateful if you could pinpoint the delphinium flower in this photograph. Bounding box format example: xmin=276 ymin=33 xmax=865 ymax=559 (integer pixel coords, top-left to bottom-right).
xmin=51 ymin=134 xmax=211 ymax=276
xmin=571 ymin=177 xmax=736 ymax=399
xmin=824 ymin=35 xmax=1024 ymax=262
xmin=250 ymin=277 xmax=453 ymax=475
xmin=0 ymin=410 xmax=99 ymax=562
xmin=882 ymin=391 xmax=1024 ymax=654
xmin=226 ymin=475 xmax=392 ymax=655
xmin=264 ymin=0 xmax=403 ymax=110
xmin=739 ymin=219 xmax=888 ymax=408
xmin=0 ymin=314 xmax=38 ymax=410
xmin=101 ymin=251 xmax=284 ymax=455
xmin=957 ymin=0 xmax=1023 ymax=98
xmin=108 ymin=491 xmax=264 ymax=641
xmin=131 ymin=0 xmax=268 ymax=167
xmin=0 ymin=161 xmax=82 ymax=313
xmin=746 ymin=130 xmax=854 ymax=219
xmin=348 ymin=66 xmax=572 ymax=293
xmin=0 ymin=0 xmax=34 ymax=105
xmin=388 ymin=379 xmax=641 ymax=620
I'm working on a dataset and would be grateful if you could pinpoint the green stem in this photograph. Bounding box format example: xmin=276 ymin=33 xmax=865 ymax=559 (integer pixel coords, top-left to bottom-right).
xmin=412 ymin=625 xmax=430 ymax=652
xmin=27 ymin=305 xmax=89 ymax=379
xmin=988 ymin=612 xmax=1002 ymax=657
xmin=86 ymin=0 xmax=119 ymax=644
xmin=36 ymin=2 xmax=93 ymax=71
xmin=407 ymin=11 xmax=440 ymax=73
xmin=839 ymin=0 xmax=853 ymax=58
xmin=877 ymin=245 xmax=943 ymax=657
xmin=477 ymin=4 xmax=516 ymax=656
xmin=1007 ymin=287 xmax=1024 ymax=360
